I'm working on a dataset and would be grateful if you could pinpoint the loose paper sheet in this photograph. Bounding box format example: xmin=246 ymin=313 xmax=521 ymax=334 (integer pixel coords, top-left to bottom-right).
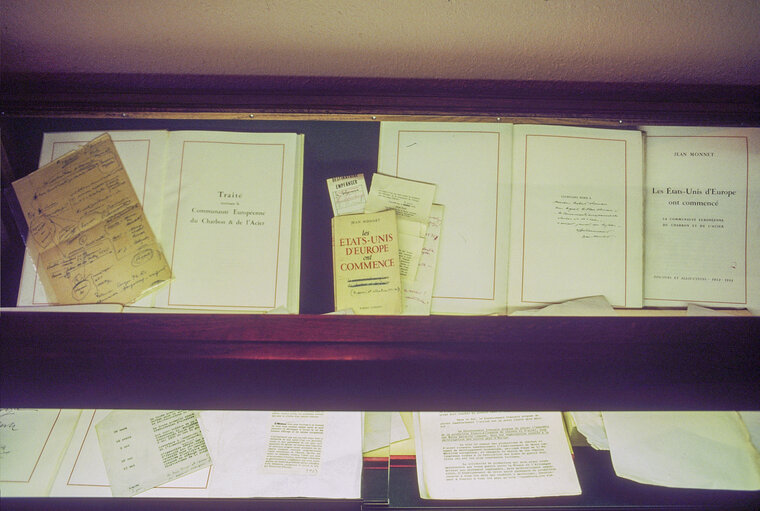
xmin=16 ymin=130 xmax=169 ymax=307
xmin=403 ymin=204 xmax=444 ymax=315
xmin=363 ymin=412 xmax=411 ymax=453
xmin=602 ymin=411 xmax=760 ymax=490
xmin=11 ymin=134 xmax=172 ymax=305
xmin=49 ymin=410 xmax=216 ymax=497
xmin=0 ymin=409 xmax=81 ymax=497
xmin=509 ymin=295 xmax=617 ymax=316
xmin=508 ymin=124 xmax=643 ymax=308
xmin=365 ymin=173 xmax=436 ymax=282
xmin=207 ymin=411 xmax=362 ymax=498
xmin=414 ymin=412 xmax=581 ymax=499
xmin=327 ymin=173 xmax=368 ymax=216
xmin=641 ymin=126 xmax=759 ymax=308
xmin=95 ymin=410 xmax=211 ymax=497
xmin=568 ymin=411 xmax=610 ymax=450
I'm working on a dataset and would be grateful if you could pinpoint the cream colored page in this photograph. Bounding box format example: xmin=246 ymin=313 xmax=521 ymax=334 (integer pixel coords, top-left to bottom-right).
xmin=403 ymin=204 xmax=444 ymax=315
xmin=0 ymin=409 xmax=81 ymax=497
xmin=287 ymin=136 xmax=304 ymax=313
xmin=95 ymin=410 xmax=211 ymax=497
xmin=414 ymin=412 xmax=581 ymax=500
xmin=509 ymin=125 xmax=643 ymax=308
xmin=378 ymin=122 xmax=512 ymax=315
xmin=17 ymin=131 xmax=168 ymax=307
xmin=365 ymin=173 xmax=436 ymax=226
xmin=153 ymin=131 xmax=300 ymax=311
xmin=363 ymin=412 xmax=410 ymax=453
xmin=602 ymin=412 xmax=760 ymax=490
xmin=209 ymin=411 xmax=362 ymax=498
xmin=642 ymin=127 xmax=759 ymax=308
xmin=50 ymin=410 xmax=214 ymax=497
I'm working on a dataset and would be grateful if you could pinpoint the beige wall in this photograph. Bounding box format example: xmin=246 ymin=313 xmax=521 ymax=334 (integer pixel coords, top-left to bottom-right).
xmin=2 ymin=0 xmax=759 ymax=84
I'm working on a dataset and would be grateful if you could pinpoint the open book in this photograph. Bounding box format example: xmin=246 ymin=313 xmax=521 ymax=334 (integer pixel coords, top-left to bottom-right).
xmin=16 ymin=130 xmax=304 ymax=313
xmin=378 ymin=122 xmax=759 ymax=314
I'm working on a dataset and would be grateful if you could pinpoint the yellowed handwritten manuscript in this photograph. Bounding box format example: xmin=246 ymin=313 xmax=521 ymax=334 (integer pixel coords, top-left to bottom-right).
xmin=11 ymin=134 xmax=172 ymax=305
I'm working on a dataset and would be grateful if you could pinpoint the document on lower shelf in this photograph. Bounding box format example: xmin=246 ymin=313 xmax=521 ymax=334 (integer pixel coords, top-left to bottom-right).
xmin=509 ymin=295 xmax=616 ymax=316
xmin=508 ymin=124 xmax=643 ymax=308
xmin=602 ymin=411 xmax=760 ymax=490
xmin=642 ymin=127 xmax=759 ymax=309
xmin=378 ymin=122 xmax=512 ymax=315
xmin=11 ymin=134 xmax=173 ymax=305
xmin=95 ymin=410 xmax=212 ymax=497
xmin=49 ymin=410 xmax=215 ymax=497
xmin=206 ymin=411 xmax=362 ymax=498
xmin=414 ymin=412 xmax=581 ymax=500
xmin=0 ymin=409 xmax=81 ymax=497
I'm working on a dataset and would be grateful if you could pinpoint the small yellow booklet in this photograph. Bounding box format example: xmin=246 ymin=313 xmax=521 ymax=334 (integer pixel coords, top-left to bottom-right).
xmin=332 ymin=209 xmax=402 ymax=314
xmin=11 ymin=134 xmax=172 ymax=305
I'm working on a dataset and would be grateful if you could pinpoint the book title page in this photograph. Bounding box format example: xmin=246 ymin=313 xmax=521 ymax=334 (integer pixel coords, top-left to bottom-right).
xmin=332 ymin=210 xmax=402 ymax=314
xmin=643 ymin=127 xmax=758 ymax=307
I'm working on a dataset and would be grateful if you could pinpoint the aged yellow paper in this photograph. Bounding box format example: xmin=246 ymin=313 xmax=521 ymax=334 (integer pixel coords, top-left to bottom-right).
xmin=11 ymin=134 xmax=172 ymax=305
xmin=332 ymin=210 xmax=402 ymax=314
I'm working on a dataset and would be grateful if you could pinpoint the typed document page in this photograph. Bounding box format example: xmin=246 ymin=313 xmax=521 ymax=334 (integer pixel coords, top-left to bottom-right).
xmin=414 ymin=412 xmax=581 ymax=499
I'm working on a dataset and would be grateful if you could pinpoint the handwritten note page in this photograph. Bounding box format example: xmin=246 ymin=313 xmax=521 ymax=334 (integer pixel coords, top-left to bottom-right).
xmin=403 ymin=204 xmax=444 ymax=315
xmin=152 ymin=131 xmax=303 ymax=312
xmin=603 ymin=412 xmax=760 ymax=490
xmin=508 ymin=124 xmax=643 ymax=308
xmin=326 ymin=173 xmax=368 ymax=216
xmin=207 ymin=411 xmax=362 ymax=498
xmin=0 ymin=409 xmax=81 ymax=497
xmin=414 ymin=412 xmax=581 ymax=499
xmin=95 ymin=410 xmax=211 ymax=497
xmin=378 ymin=122 xmax=512 ymax=315
xmin=11 ymin=134 xmax=172 ymax=305
xmin=642 ymin=127 xmax=759 ymax=308
xmin=16 ymin=131 xmax=170 ymax=307
xmin=49 ymin=410 xmax=215 ymax=497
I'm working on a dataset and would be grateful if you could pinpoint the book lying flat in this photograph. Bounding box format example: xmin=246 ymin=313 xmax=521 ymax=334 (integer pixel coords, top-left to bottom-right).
xmin=379 ymin=122 xmax=759 ymax=313
xmin=17 ymin=130 xmax=304 ymax=313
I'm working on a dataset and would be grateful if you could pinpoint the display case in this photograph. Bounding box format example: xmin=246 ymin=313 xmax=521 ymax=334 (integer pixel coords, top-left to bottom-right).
xmin=1 ymin=74 xmax=759 ymax=509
